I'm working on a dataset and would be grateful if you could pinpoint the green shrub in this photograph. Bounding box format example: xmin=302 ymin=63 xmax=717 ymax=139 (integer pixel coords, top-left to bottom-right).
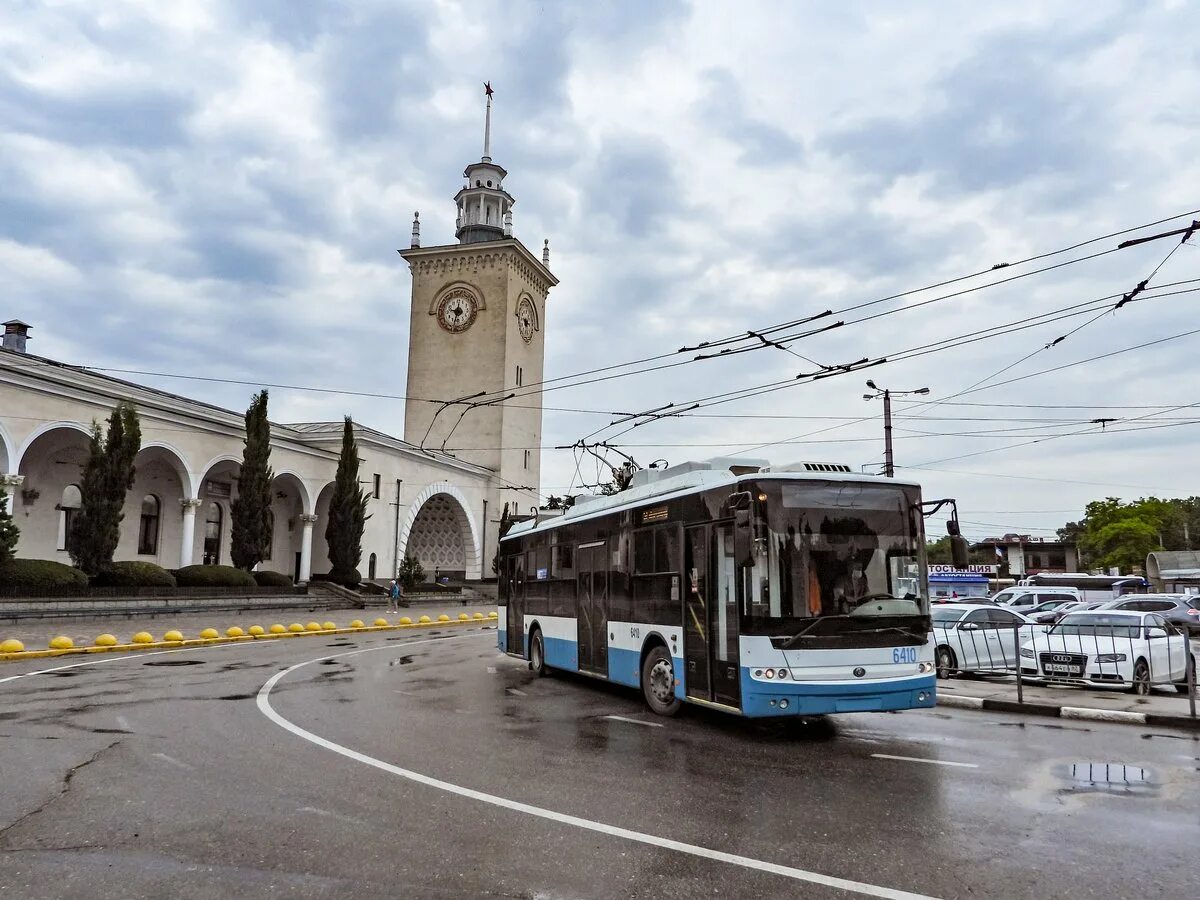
xmin=0 ymin=558 xmax=89 ymax=590
xmin=92 ymin=561 xmax=177 ymax=588
xmin=172 ymin=564 xmax=257 ymax=588
xmin=398 ymin=555 xmax=424 ymax=592
xmin=253 ymin=570 xmax=293 ymax=588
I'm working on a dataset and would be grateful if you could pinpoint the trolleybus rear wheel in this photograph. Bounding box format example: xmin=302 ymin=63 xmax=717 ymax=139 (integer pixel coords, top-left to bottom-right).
xmin=641 ymin=645 xmax=681 ymax=716
xmin=529 ymin=628 xmax=547 ymax=677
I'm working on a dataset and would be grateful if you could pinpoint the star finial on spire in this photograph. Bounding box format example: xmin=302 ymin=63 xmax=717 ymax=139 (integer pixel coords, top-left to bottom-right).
xmin=482 ymin=81 xmax=494 ymax=160
xmin=484 ymin=81 xmax=494 ymax=98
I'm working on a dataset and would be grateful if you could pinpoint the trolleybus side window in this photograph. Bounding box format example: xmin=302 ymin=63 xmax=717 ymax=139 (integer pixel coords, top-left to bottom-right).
xmin=631 ymin=524 xmax=682 ymax=625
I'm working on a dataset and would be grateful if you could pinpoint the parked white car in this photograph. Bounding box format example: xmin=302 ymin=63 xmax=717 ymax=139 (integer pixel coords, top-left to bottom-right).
xmin=931 ymin=604 xmax=1034 ymax=678
xmin=1018 ymin=611 xmax=1192 ymax=695
xmin=991 ymin=585 xmax=1081 ymax=612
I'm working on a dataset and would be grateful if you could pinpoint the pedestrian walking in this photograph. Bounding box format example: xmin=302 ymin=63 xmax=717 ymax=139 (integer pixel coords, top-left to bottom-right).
xmin=388 ymin=579 xmax=400 ymax=613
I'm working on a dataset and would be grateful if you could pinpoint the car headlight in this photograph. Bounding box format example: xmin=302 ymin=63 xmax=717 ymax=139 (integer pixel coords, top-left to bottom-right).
xmin=1019 ymin=648 xmax=1034 ymax=659
xmin=1095 ymin=653 xmax=1127 ymax=663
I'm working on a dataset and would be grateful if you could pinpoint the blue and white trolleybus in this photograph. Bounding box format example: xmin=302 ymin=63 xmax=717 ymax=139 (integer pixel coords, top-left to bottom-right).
xmin=497 ymin=460 xmax=939 ymax=717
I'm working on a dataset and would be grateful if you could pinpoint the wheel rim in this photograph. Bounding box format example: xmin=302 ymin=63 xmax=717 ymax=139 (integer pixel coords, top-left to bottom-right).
xmin=649 ymin=658 xmax=674 ymax=705
xmin=1134 ymin=662 xmax=1149 ymax=694
xmin=532 ymin=636 xmax=542 ymax=669
xmin=937 ymin=649 xmax=952 ymax=678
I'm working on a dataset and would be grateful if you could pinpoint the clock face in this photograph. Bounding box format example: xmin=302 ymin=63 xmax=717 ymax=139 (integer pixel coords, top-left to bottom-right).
xmin=517 ymin=297 xmax=536 ymax=343
xmin=436 ymin=289 xmax=479 ymax=333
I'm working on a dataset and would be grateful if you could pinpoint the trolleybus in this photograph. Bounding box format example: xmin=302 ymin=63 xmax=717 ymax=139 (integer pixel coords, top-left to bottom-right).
xmin=497 ymin=460 xmax=939 ymax=717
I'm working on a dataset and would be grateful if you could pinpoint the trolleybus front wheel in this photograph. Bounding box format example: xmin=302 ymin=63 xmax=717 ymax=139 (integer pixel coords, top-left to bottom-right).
xmin=641 ymin=645 xmax=682 ymax=716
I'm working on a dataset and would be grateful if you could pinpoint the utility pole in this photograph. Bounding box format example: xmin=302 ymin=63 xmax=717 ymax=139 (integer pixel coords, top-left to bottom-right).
xmin=864 ymin=381 xmax=929 ymax=477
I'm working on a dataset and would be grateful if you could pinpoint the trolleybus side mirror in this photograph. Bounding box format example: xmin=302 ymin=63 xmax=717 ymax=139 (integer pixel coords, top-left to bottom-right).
xmin=946 ymin=519 xmax=971 ymax=569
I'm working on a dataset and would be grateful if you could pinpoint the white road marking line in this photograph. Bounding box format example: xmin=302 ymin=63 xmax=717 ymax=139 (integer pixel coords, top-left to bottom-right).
xmin=604 ymin=715 xmax=663 ymax=728
xmin=0 ymin=641 xmax=254 ymax=686
xmin=871 ymin=754 xmax=979 ymax=769
xmin=487 ymin=666 xmax=498 ymax=674
xmin=506 ymin=687 xmax=527 ymax=696
xmin=257 ymin=641 xmax=940 ymax=900
xmin=153 ymin=752 xmax=193 ymax=770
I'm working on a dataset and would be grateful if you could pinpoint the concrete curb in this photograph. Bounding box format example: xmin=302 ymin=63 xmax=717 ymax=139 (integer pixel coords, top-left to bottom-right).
xmin=0 ymin=615 xmax=496 ymax=663
xmin=936 ymin=692 xmax=1197 ymax=730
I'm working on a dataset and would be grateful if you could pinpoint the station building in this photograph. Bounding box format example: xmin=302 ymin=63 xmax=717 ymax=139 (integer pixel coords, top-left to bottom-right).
xmin=0 ymin=94 xmax=552 ymax=584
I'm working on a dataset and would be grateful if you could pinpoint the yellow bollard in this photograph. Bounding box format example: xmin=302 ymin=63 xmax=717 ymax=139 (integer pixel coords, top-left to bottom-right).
xmin=49 ymin=635 xmax=74 ymax=650
xmin=226 ymin=626 xmax=245 ymax=638
xmin=418 ymin=615 xmax=432 ymax=624
xmin=349 ymin=620 xmax=365 ymax=629
xmin=247 ymin=625 xmax=265 ymax=636
xmin=0 ymin=638 xmax=25 ymax=653
xmin=473 ymin=613 xmax=484 ymax=620
xmin=399 ymin=616 xmax=413 ymax=625
xmin=270 ymin=624 xmax=288 ymax=634
xmin=199 ymin=628 xmax=220 ymax=639
xmin=288 ymin=623 xmax=306 ymax=633
xmin=163 ymin=630 xmax=184 ymax=643
xmin=458 ymin=613 xmax=469 ymax=621
xmin=94 ymin=633 xmax=118 ymax=647
xmin=322 ymin=621 xmax=337 ymax=631
xmin=488 ymin=612 xmax=498 ymax=619
xmin=437 ymin=614 xmax=451 ymax=623
xmin=131 ymin=632 xmax=154 ymax=644
xmin=305 ymin=621 xmax=322 ymax=632
xmin=373 ymin=617 xmax=389 ymax=627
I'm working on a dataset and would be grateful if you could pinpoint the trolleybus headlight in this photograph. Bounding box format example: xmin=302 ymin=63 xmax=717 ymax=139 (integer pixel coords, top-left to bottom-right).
xmin=776 ymin=668 xmax=788 ymax=679
xmin=917 ymin=662 xmax=933 ymax=674
xmin=753 ymin=669 xmax=763 ymax=678
xmin=765 ymin=669 xmax=774 ymax=679
xmin=779 ymin=699 xmax=789 ymax=709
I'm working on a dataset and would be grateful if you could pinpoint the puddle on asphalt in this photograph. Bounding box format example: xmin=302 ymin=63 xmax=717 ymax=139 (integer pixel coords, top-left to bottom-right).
xmin=388 ymin=656 xmax=414 ymax=667
xmin=216 ymin=693 xmax=256 ymax=701
xmin=1056 ymin=762 xmax=1158 ymax=796
xmin=143 ymin=659 xmax=204 ymax=667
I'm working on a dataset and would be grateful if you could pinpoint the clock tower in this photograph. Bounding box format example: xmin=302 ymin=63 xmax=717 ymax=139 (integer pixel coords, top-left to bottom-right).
xmin=400 ymin=84 xmax=557 ymax=508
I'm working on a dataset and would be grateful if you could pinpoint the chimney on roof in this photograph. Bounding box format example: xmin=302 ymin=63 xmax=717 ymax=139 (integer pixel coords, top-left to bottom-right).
xmin=2 ymin=320 xmax=30 ymax=354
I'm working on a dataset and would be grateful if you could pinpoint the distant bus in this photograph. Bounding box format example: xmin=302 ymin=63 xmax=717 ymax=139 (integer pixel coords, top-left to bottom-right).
xmin=1018 ymin=573 xmax=1147 ymax=602
xmin=497 ymin=461 xmax=937 ymax=718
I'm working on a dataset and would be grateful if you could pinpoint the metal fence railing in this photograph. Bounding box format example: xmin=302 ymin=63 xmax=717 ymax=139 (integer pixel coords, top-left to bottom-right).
xmin=932 ymin=621 xmax=1197 ymax=718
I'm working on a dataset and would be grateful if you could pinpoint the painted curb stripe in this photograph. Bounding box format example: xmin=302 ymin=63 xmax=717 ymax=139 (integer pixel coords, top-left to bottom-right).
xmin=1060 ymin=706 xmax=1147 ymax=723
xmin=257 ymin=641 xmax=940 ymax=900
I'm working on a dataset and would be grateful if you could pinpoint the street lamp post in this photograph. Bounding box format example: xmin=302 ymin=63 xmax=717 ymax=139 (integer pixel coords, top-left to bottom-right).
xmin=863 ymin=380 xmax=929 ymax=477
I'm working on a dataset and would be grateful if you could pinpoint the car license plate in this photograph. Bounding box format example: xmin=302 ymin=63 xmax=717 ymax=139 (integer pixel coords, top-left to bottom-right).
xmin=1045 ymin=663 xmax=1083 ymax=676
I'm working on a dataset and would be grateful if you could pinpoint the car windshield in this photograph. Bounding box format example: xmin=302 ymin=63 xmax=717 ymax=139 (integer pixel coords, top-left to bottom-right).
xmin=931 ymin=608 xmax=966 ymax=624
xmin=743 ymin=480 xmax=928 ymax=645
xmin=1051 ymin=613 xmax=1143 ymax=637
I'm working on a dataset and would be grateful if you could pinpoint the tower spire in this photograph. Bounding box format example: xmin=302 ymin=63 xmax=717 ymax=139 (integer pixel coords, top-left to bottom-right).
xmin=482 ymin=81 xmax=494 ymax=161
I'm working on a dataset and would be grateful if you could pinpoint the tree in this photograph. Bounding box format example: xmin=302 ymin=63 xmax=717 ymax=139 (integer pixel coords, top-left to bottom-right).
xmin=0 ymin=488 xmax=19 ymax=565
xmin=70 ymin=403 xmax=141 ymax=575
xmin=1090 ymin=518 xmax=1161 ymax=573
xmin=398 ymin=554 xmax=425 ymax=592
xmin=230 ymin=390 xmax=274 ymax=571
xmin=325 ymin=417 xmax=369 ymax=586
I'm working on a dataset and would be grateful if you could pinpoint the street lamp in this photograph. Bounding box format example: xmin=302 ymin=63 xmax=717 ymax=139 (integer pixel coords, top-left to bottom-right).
xmin=863 ymin=382 xmax=930 ymax=477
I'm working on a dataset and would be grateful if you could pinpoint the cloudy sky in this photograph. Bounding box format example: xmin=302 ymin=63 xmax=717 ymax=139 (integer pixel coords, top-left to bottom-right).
xmin=3 ymin=0 xmax=1199 ymax=539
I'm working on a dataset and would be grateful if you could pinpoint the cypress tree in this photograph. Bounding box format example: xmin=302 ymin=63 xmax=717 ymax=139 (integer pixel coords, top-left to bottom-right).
xmin=0 ymin=488 xmax=19 ymax=566
xmin=70 ymin=403 xmax=141 ymax=575
xmin=230 ymin=390 xmax=274 ymax=571
xmin=325 ymin=417 xmax=369 ymax=586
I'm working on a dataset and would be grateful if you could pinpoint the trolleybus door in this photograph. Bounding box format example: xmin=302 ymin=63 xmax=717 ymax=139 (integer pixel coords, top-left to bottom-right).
xmin=683 ymin=525 xmax=711 ymax=700
xmin=576 ymin=542 xmax=609 ymax=676
xmin=507 ymin=552 xmax=526 ymax=655
xmin=712 ymin=524 xmax=741 ymax=706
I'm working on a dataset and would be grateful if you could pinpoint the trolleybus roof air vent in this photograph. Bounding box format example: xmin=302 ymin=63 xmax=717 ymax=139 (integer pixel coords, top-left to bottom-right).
xmin=703 ymin=456 xmax=771 ymax=476
xmin=763 ymin=461 xmax=853 ymax=473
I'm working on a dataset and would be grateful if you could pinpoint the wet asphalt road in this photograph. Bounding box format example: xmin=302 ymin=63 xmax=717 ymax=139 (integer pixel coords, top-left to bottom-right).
xmin=1 ymin=627 xmax=1197 ymax=900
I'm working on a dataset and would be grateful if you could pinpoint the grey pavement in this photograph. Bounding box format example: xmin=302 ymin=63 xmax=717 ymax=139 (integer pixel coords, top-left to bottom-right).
xmin=938 ymin=673 xmax=1199 ymax=724
xmin=0 ymin=602 xmax=496 ymax=651
xmin=1 ymin=627 xmax=1197 ymax=899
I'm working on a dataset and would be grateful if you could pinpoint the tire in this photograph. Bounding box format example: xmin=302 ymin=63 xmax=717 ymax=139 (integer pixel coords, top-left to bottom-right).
xmin=641 ymin=645 xmax=682 ymax=717
xmin=935 ymin=645 xmax=957 ymax=680
xmin=1129 ymin=658 xmax=1150 ymax=695
xmin=529 ymin=628 xmax=547 ymax=677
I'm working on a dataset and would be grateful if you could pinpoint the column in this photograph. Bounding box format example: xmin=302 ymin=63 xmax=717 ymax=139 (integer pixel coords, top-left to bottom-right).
xmin=299 ymin=514 xmax=318 ymax=583
xmin=179 ymin=499 xmax=202 ymax=568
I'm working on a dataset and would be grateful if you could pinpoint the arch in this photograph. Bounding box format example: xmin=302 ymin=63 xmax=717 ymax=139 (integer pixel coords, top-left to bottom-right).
xmin=368 ymin=552 xmax=377 ymax=580
xmin=138 ymin=493 xmax=161 ymax=556
xmin=397 ymin=481 xmax=482 ymax=580
xmin=426 ymin=281 xmax=487 ymax=315
xmin=0 ymin=419 xmax=16 ymax=473
xmin=271 ymin=469 xmax=314 ymax=516
xmin=138 ymin=440 xmax=198 ymax=497
xmin=15 ymin=421 xmax=93 ymax=472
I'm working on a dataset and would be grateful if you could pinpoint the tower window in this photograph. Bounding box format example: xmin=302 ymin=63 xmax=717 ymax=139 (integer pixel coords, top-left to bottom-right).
xmin=476 ymin=180 xmax=481 ymax=187
xmin=373 ymin=474 xmax=381 ymax=499
xmin=487 ymin=180 xmax=492 ymax=187
xmin=516 ymin=365 xmax=523 ymax=387
xmin=524 ymin=450 xmax=530 ymax=470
